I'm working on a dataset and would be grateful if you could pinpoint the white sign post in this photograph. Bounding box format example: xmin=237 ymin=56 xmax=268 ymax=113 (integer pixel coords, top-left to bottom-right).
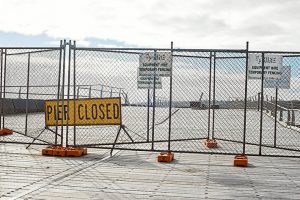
xmin=248 ymin=54 xmax=283 ymax=80
xmin=138 ymin=52 xmax=172 ymax=77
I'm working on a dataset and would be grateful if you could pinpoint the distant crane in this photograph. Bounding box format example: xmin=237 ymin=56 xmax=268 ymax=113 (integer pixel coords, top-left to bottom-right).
xmin=190 ymin=92 xmax=206 ymax=109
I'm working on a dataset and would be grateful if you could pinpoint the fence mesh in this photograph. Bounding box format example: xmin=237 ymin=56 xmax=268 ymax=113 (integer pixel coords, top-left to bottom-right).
xmin=1 ymin=43 xmax=300 ymax=157
xmin=0 ymin=48 xmax=62 ymax=145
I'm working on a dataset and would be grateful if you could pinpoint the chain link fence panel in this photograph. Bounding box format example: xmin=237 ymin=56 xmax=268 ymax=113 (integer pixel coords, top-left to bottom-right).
xmin=0 ymin=47 xmax=63 ymax=145
xmin=1 ymin=44 xmax=300 ymax=157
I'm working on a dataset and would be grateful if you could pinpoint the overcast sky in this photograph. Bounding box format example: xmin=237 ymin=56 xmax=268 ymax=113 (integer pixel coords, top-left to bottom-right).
xmin=0 ymin=0 xmax=299 ymax=51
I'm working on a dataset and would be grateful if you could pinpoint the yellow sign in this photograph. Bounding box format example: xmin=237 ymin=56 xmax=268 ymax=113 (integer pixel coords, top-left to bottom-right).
xmin=45 ymin=98 xmax=122 ymax=126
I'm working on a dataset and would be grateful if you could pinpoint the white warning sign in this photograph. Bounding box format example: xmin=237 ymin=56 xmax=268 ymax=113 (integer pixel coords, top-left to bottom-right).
xmin=264 ymin=66 xmax=291 ymax=89
xmin=139 ymin=52 xmax=172 ymax=77
xmin=248 ymin=54 xmax=283 ymax=80
xmin=137 ymin=75 xmax=162 ymax=89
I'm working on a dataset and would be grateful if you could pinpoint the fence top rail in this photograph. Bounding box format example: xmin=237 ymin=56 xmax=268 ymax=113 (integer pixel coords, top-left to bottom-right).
xmin=248 ymin=50 xmax=300 ymax=54
xmin=2 ymin=84 xmax=124 ymax=89
xmin=74 ymin=47 xmax=171 ymax=51
xmin=5 ymin=49 xmax=61 ymax=56
xmin=74 ymin=47 xmax=247 ymax=52
xmin=73 ymin=47 xmax=300 ymax=54
xmin=1 ymin=46 xmax=300 ymax=55
xmin=0 ymin=47 xmax=61 ymax=50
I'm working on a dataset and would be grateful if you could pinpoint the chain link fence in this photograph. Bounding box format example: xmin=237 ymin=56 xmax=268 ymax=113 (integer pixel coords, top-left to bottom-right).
xmin=0 ymin=47 xmax=63 ymax=145
xmin=1 ymin=41 xmax=300 ymax=157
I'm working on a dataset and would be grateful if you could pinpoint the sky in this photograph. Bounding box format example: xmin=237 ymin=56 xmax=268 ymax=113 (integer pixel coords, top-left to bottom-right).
xmin=0 ymin=0 xmax=300 ymax=51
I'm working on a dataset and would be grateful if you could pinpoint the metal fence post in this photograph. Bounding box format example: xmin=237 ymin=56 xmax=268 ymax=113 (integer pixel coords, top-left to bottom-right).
xmin=274 ymin=87 xmax=278 ymax=147
xmin=25 ymin=53 xmax=31 ymax=135
xmin=212 ymin=52 xmax=216 ymax=139
xmin=151 ymin=50 xmax=157 ymax=150
xmin=257 ymin=92 xmax=260 ymax=111
xmin=242 ymin=41 xmax=249 ymax=155
xmin=89 ymin=86 xmax=92 ymax=98
xmin=77 ymin=86 xmax=80 ymax=98
xmin=259 ymin=52 xmax=265 ymax=155
xmin=147 ymin=88 xmax=150 ymax=142
xmin=73 ymin=41 xmax=77 ymax=146
xmin=0 ymin=49 xmax=3 ymax=129
xmin=55 ymin=40 xmax=63 ymax=145
xmin=2 ymin=49 xmax=7 ymax=128
xmin=167 ymin=41 xmax=174 ymax=151
xmin=18 ymin=87 xmax=21 ymax=99
xmin=66 ymin=40 xmax=72 ymax=147
xmin=60 ymin=40 xmax=67 ymax=146
xmin=100 ymin=85 xmax=103 ymax=98
xmin=207 ymin=52 xmax=213 ymax=139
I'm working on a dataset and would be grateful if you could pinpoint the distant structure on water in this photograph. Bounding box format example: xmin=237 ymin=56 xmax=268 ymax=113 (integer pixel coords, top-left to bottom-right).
xmin=190 ymin=92 xmax=209 ymax=109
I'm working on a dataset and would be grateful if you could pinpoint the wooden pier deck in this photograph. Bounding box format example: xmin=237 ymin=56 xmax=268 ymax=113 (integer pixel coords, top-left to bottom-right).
xmin=1 ymin=144 xmax=300 ymax=199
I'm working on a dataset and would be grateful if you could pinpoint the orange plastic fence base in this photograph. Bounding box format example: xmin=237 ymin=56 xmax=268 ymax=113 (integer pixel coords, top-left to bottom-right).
xmin=204 ymin=139 xmax=218 ymax=148
xmin=157 ymin=151 xmax=174 ymax=163
xmin=42 ymin=146 xmax=87 ymax=157
xmin=66 ymin=148 xmax=84 ymax=157
xmin=0 ymin=128 xmax=13 ymax=136
xmin=53 ymin=147 xmax=67 ymax=157
xmin=42 ymin=146 xmax=57 ymax=156
xmin=234 ymin=155 xmax=248 ymax=167
xmin=42 ymin=148 xmax=54 ymax=156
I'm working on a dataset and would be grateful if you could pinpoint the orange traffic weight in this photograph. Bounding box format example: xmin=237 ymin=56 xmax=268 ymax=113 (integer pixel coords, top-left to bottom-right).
xmin=157 ymin=151 xmax=174 ymax=162
xmin=0 ymin=128 xmax=13 ymax=136
xmin=204 ymin=139 xmax=218 ymax=148
xmin=234 ymin=155 xmax=248 ymax=167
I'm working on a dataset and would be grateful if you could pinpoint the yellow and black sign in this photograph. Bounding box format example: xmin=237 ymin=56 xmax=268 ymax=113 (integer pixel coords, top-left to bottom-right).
xmin=45 ymin=98 xmax=121 ymax=126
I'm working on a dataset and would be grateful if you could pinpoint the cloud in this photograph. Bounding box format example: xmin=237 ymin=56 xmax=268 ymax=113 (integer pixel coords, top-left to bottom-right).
xmin=0 ymin=0 xmax=299 ymax=50
xmin=0 ymin=31 xmax=58 ymax=46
